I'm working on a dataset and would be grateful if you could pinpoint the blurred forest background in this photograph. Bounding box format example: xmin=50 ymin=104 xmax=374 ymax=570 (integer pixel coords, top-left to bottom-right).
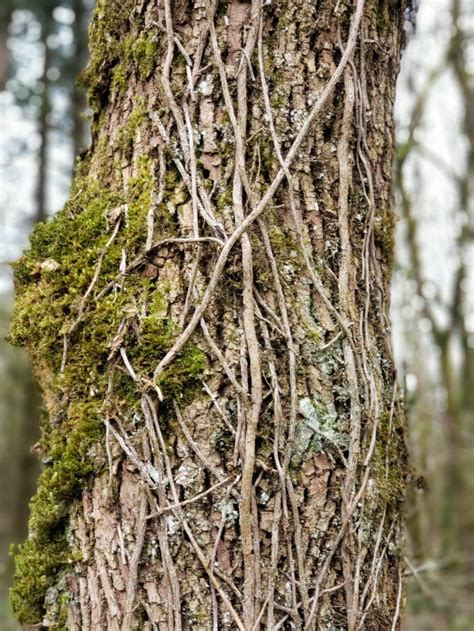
xmin=0 ymin=1 xmax=472 ymax=629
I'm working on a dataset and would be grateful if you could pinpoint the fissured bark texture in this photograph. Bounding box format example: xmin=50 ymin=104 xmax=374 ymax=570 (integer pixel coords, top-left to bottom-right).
xmin=11 ymin=0 xmax=408 ymax=629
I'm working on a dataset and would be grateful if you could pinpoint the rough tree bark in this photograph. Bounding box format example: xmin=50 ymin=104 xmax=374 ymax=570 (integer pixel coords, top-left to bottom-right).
xmin=10 ymin=0 xmax=408 ymax=629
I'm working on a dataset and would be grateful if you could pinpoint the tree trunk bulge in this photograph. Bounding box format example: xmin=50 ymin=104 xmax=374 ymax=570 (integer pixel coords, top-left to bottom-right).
xmin=10 ymin=0 xmax=408 ymax=629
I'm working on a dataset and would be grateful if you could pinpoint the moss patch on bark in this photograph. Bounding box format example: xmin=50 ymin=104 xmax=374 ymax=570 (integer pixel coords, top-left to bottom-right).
xmin=8 ymin=154 xmax=206 ymax=625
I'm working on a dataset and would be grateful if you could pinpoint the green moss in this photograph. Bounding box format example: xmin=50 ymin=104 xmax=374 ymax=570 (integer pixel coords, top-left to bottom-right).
xmin=117 ymin=99 xmax=148 ymax=160
xmin=9 ymin=398 xmax=101 ymax=625
xmin=9 ymin=539 xmax=68 ymax=626
xmin=158 ymin=344 xmax=206 ymax=401
xmin=265 ymin=214 xmax=304 ymax=277
xmin=109 ymin=35 xmax=159 ymax=97
xmin=111 ymin=62 xmax=127 ymax=94
xmin=81 ymin=0 xmax=135 ymax=109
xmin=56 ymin=592 xmax=70 ymax=630
xmin=125 ymin=154 xmax=154 ymax=247
xmin=125 ymin=281 xmax=206 ymax=400
xmin=124 ymin=33 xmax=159 ymax=80
xmin=81 ymin=0 xmax=162 ymax=109
xmin=9 ymin=153 xmax=205 ymax=626
xmin=10 ymin=173 xmax=125 ymax=365
xmin=370 ymin=413 xmax=406 ymax=509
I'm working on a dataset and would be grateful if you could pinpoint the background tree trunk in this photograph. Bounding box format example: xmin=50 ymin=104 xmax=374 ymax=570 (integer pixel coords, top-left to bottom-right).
xmin=71 ymin=0 xmax=90 ymax=160
xmin=0 ymin=5 xmax=12 ymax=91
xmin=10 ymin=0 xmax=408 ymax=629
xmin=34 ymin=16 xmax=52 ymax=226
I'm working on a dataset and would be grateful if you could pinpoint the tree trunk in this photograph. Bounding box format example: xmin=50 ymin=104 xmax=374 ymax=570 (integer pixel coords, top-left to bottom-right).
xmin=0 ymin=306 xmax=41 ymax=630
xmin=0 ymin=5 xmax=12 ymax=91
xmin=10 ymin=0 xmax=408 ymax=629
xmin=71 ymin=0 xmax=90 ymax=160
xmin=34 ymin=18 xmax=52 ymax=225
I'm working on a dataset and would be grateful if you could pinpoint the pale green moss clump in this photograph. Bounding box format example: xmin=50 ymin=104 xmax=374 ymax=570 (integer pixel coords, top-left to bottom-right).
xmin=111 ymin=35 xmax=159 ymax=94
xmin=8 ymin=155 xmax=206 ymax=626
xmin=125 ymin=34 xmax=159 ymax=80
xmin=82 ymin=0 xmax=160 ymax=108
xmin=81 ymin=0 xmax=135 ymax=109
